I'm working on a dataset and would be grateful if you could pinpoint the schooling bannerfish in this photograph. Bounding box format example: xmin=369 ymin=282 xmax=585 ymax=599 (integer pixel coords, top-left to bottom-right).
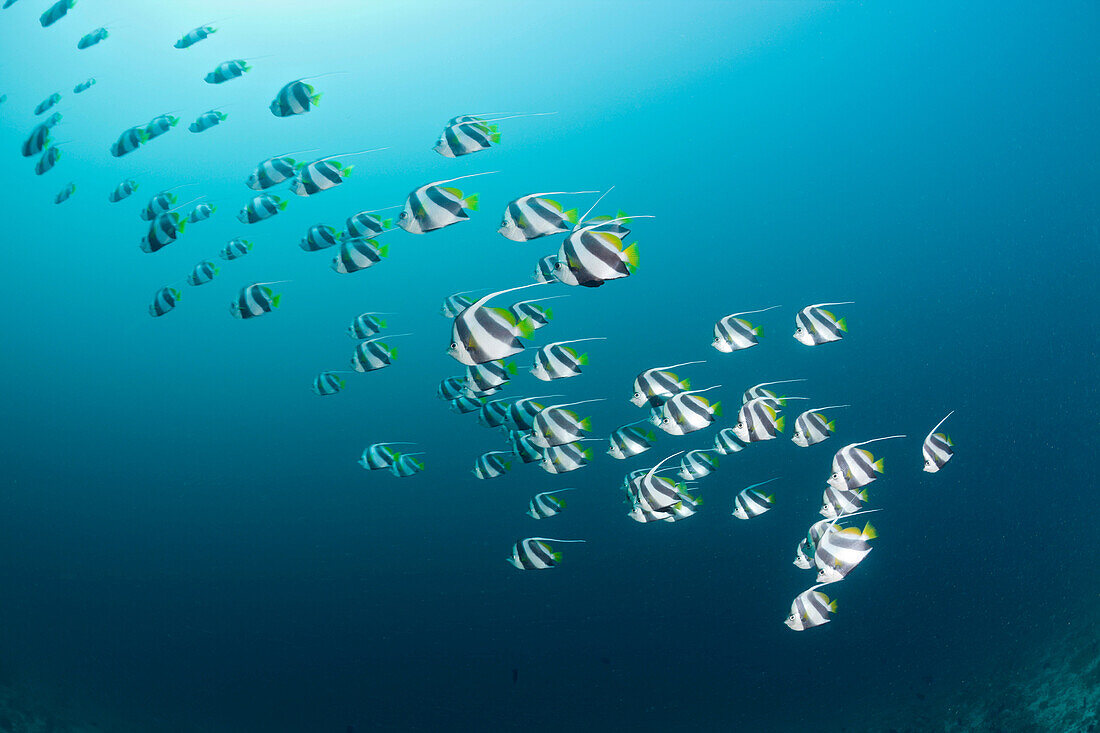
xmin=348 ymin=313 xmax=388 ymax=339
xmin=922 ymin=411 xmax=956 ymax=473
xmin=54 ymin=183 xmax=75 ymax=204
xmin=713 ymin=428 xmax=747 ymax=454
xmin=186 ymin=260 xmax=219 ymax=286
xmin=205 ymin=60 xmax=251 ymax=84
xmin=630 ymin=361 xmax=701 ymax=408
xmin=732 ymin=478 xmax=780 ymax=519
xmin=189 ymin=110 xmax=227 ymax=133
xmin=174 ymin=24 xmax=216 ymax=49
xmin=220 ymin=238 xmax=253 ymax=260
xmin=76 ymin=27 xmax=108 ymax=49
xmin=794 ymin=302 xmax=853 ymax=346
xmin=39 ymin=0 xmax=74 ymax=28
xmin=247 ymin=155 xmax=304 ymax=190
xmin=826 ymin=436 xmax=906 ymax=491
xmin=358 ymin=443 xmax=415 ymax=471
xmin=792 ymin=405 xmax=850 ymax=447
xmin=530 ymin=338 xmax=604 ymax=381
xmin=109 ymin=179 xmax=138 ymax=203
xmin=507 ymin=538 xmax=585 ymax=570
xmin=312 ymin=371 xmax=349 ymax=396
xmin=656 ymin=387 xmax=722 ymax=436
xmin=270 ymin=79 xmax=322 ymax=117
xmin=499 ymin=192 xmax=590 ymax=241
xmin=110 ymin=126 xmax=148 ymax=157
xmin=146 ymin=114 xmax=180 ymax=140
xmin=447 ymin=283 xmax=542 ymax=366
xmin=230 ymin=282 xmax=282 ymax=320
xmin=679 ymin=450 xmax=719 ymax=481
xmin=397 ymin=172 xmax=491 ymax=233
xmin=711 ymin=306 xmax=780 ymax=352
xmin=527 ymin=489 xmax=575 ymax=519
xmin=785 ymin=583 xmax=838 ymax=631
xmin=238 ymin=194 xmax=287 ymax=223
xmin=331 ymin=238 xmax=388 ymax=274
xmin=607 ymin=420 xmax=657 ymax=460
xmin=472 ymin=451 xmax=513 ymax=480
xmin=148 ymin=286 xmax=180 ymax=317
xmin=73 ymin=78 xmax=96 ymax=94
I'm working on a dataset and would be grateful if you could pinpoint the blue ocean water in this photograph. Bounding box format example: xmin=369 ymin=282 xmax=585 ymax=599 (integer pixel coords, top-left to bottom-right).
xmin=1 ymin=1 xmax=1098 ymax=731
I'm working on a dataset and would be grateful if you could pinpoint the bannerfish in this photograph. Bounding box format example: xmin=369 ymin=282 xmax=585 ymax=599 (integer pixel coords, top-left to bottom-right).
xmin=922 ymin=411 xmax=956 ymax=473
xmin=793 ymin=302 xmax=853 ymax=346
xmin=712 ymin=306 xmax=780 ymax=352
xmin=792 ymin=405 xmax=850 ymax=447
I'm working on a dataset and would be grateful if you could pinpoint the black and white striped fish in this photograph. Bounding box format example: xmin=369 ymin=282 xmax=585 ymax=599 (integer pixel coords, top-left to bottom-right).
xmin=140 ymin=212 xmax=187 ymax=253
xmin=530 ymin=399 xmax=603 ymax=448
xmin=54 ymin=183 xmax=75 ymax=204
xmin=922 ymin=411 xmax=955 ymax=473
xmin=785 ymin=583 xmax=838 ymax=631
xmin=712 ymin=306 xmax=780 ymax=352
xmin=346 ymin=209 xmax=396 ymax=238
xmin=477 ymin=398 xmax=515 ymax=429
xmin=220 ymin=238 xmax=253 ymax=260
xmin=554 ymin=222 xmax=639 ymax=287
xmin=229 ymin=282 xmax=283 ymax=320
xmin=145 ymin=114 xmax=179 ymax=140
xmin=507 ymin=537 xmax=585 ymax=570
xmin=499 ymin=192 xmax=594 ymax=241
xmin=437 ymin=376 xmax=465 ymax=400
xmin=792 ymin=405 xmax=850 ymax=447
xmin=189 ymin=110 xmax=227 ymax=133
xmin=205 ymin=60 xmax=251 ymax=84
xmin=504 ymin=396 xmax=556 ymax=431
xmin=533 ymin=255 xmax=560 ymax=284
xmin=794 ymin=302 xmax=853 ymax=346
xmin=820 ymin=484 xmax=869 ymax=519
xmin=348 ymin=313 xmax=388 ymax=339
xmin=508 ymin=296 xmax=564 ymax=330
xmin=34 ymin=93 xmax=60 ymax=115
xmin=39 ymin=0 xmax=72 ymax=27
xmin=794 ymin=519 xmax=836 ymax=570
xmin=732 ymin=478 xmax=780 ymax=519
xmin=351 ymin=334 xmax=409 ymax=372
xmin=22 ymin=124 xmax=51 ymax=157
xmin=34 ymin=146 xmax=60 ymax=175
xmin=440 ymin=291 xmax=477 ymax=318
xmin=449 ymin=396 xmax=483 ymax=414
xmin=733 ymin=396 xmax=806 ymax=443
xmin=814 ymin=516 xmax=878 ymax=583
xmin=531 ymin=338 xmax=605 ymax=381
xmin=148 ymin=286 xmax=180 ymax=317
xmin=508 ymin=431 xmax=544 ymax=464
xmin=188 ymin=203 xmax=216 ymax=223
xmin=331 ymin=238 xmax=388 ymax=274
xmin=186 ymin=260 xmax=219 ymax=286
xmin=73 ymin=78 xmax=96 ymax=94
xmin=539 ymin=442 xmax=595 ymax=474
xmin=473 ymin=451 xmax=513 ymax=480
xmin=826 ymin=436 xmax=905 ymax=491
xmin=679 ymin=449 xmax=719 ymax=480
xmin=634 ymin=452 xmax=699 ymax=514
xmin=246 ymin=155 xmax=305 ymax=190
xmin=630 ymin=361 xmax=701 ymax=407
xmin=447 ymin=283 xmax=544 ymax=366
xmin=656 ymin=387 xmax=723 ymax=436
xmin=714 ymin=428 xmax=748 ymax=454
xmin=238 ymin=194 xmax=287 ymax=223
xmin=606 ymin=420 xmax=656 ymax=459
xmin=358 ymin=442 xmax=414 ymax=470
xmin=174 ymin=24 xmax=215 ymax=49
xmin=140 ymin=191 xmax=180 ymax=221
xmin=527 ymin=489 xmax=575 ymax=519
xmin=299 ymin=224 xmax=340 ymax=251
xmin=629 ymin=500 xmax=697 ymax=523
xmin=77 ymin=27 xmax=108 ymax=49
xmin=312 ymin=371 xmax=350 ymax=396
xmin=290 ymin=157 xmax=352 ymax=196
xmin=398 ymin=172 xmax=492 ymax=234
xmin=465 ymin=360 xmax=516 ymax=396
xmin=110 ymin=126 xmax=147 ymax=157
xmin=389 ymin=453 xmax=425 ymax=478
xmin=108 ymin=179 xmax=138 ymax=203
xmin=270 ymin=78 xmax=322 ymax=117
xmin=434 ymin=119 xmax=499 ymax=157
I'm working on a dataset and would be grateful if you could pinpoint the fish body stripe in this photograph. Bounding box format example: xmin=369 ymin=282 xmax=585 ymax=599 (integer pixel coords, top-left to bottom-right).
xmin=292 ymin=160 xmax=347 ymax=196
xmin=531 ymin=407 xmax=589 ymax=447
xmin=249 ymin=157 xmax=298 ymax=189
xmin=332 ymin=238 xmax=384 ymax=273
xmin=510 ymin=539 xmax=557 ymax=569
xmin=794 ymin=411 xmax=833 ymax=446
xmin=820 ymin=485 xmax=865 ymax=518
xmin=714 ymin=428 xmax=746 ymax=454
xmin=206 ymin=60 xmax=248 ymax=84
xmin=187 ymin=261 xmax=218 ymax=285
xmin=713 ymin=316 xmax=759 ymax=351
xmin=501 ymin=196 xmax=571 ymax=241
xmin=923 ymin=433 xmax=954 ymax=471
xmin=360 ymin=444 xmax=400 ymax=470
xmin=787 ymin=590 xmax=833 ymax=630
xmin=148 ymin=287 xmax=180 ymax=317
xmin=389 ymin=454 xmax=424 ymax=477
xmin=300 ymin=224 xmax=340 ymax=251
xmin=346 ymin=212 xmax=388 ymax=237
xmin=449 ymin=396 xmax=482 ymax=414
xmin=539 ymin=443 xmax=590 ymax=474
xmin=312 ymin=372 xmax=345 ymax=395
xmin=230 ymin=285 xmax=277 ymax=319
xmin=608 ymin=425 xmax=653 ymax=459
xmin=658 ymin=393 xmax=716 ymax=435
xmin=352 ymin=339 xmax=394 ymax=371
xmin=795 ymin=306 xmax=846 ymax=345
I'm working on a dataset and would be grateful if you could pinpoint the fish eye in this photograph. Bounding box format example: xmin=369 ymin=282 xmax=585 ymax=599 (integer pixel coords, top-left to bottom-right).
xmin=449 ymin=342 xmax=457 ymax=349
xmin=501 ymin=220 xmax=508 ymax=227
xmin=399 ymin=211 xmax=408 ymax=219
